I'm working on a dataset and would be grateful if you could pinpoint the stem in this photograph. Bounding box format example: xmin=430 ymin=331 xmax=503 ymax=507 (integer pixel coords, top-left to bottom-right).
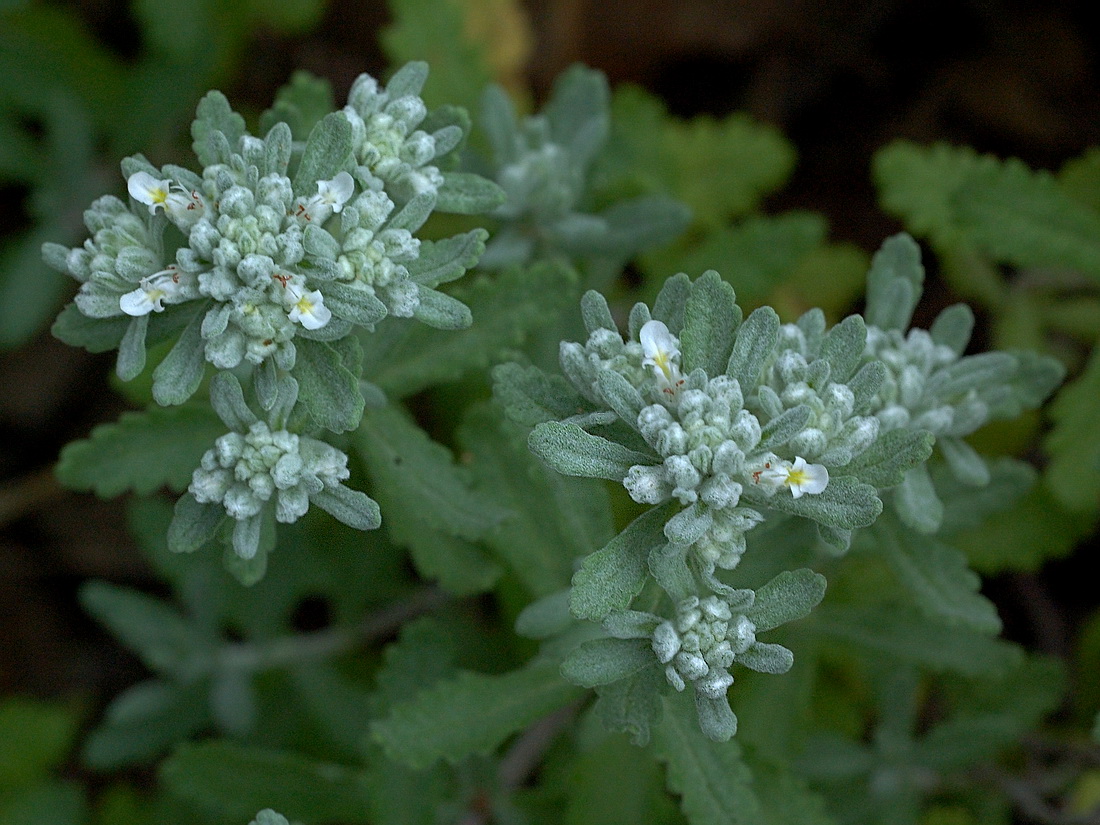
xmin=456 ymin=698 xmax=585 ymax=825
xmin=218 ymin=586 xmax=447 ymax=672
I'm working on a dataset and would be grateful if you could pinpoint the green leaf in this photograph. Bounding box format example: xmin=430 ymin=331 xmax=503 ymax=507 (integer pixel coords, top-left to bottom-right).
xmin=596 ymin=195 xmax=692 ymax=260
xmin=874 ymin=141 xmax=989 ymax=249
xmin=652 ymin=272 xmax=692 ymax=334
xmin=366 ymin=261 xmax=578 ymax=399
xmin=79 ymin=581 xmax=210 ymax=675
xmin=357 ymin=404 xmax=504 ymax=594
xmin=161 ymin=741 xmax=370 ymax=824
xmin=0 ymin=7 xmax=126 ymax=131
xmin=208 ymin=370 xmax=257 ymax=431
xmin=746 ymin=476 xmax=882 ymax=530
xmin=951 ymin=482 xmax=1088 ymax=574
xmin=529 ymin=421 xmax=654 ymax=481
xmin=2 ymin=228 xmax=73 ymax=349
xmin=191 ymin=90 xmax=246 ymax=167
xmin=747 ymin=569 xmax=827 ymax=633
xmin=1059 ymin=147 xmax=1100 ymax=212
xmin=50 ymin=303 xmax=130 ymax=353
xmin=845 ymin=429 xmax=935 ymax=488
xmin=561 ymin=638 xmax=655 ymax=688
xmin=371 ymin=661 xmax=581 ymax=769
xmin=82 ymin=679 xmax=209 ymax=770
xmin=956 ymin=157 xmax=1100 ymax=281
xmin=436 ymin=171 xmax=505 ymax=214
xmin=565 ymin=732 xmax=679 ymax=825
xmin=458 ymin=405 xmax=613 ymax=596
xmin=929 ymin=303 xmax=975 ymax=355
xmin=380 ymin=0 xmax=491 ymax=111
xmin=680 ymin=270 xmax=740 ymax=377
xmin=411 ymin=285 xmax=471 ymax=329
xmin=310 ymin=485 xmax=381 ymax=531
xmin=259 ymin=70 xmax=335 ymax=139
xmin=649 ymin=541 xmax=696 ymax=603
xmin=864 ymin=233 xmax=924 ymax=332
xmin=819 ymin=314 xmax=867 ymax=383
xmin=358 ymin=404 xmax=504 ymax=539
xmin=580 ymin=289 xmax=617 ymax=333
xmin=652 ymin=212 xmax=828 ymax=306
xmin=726 ymin=306 xmax=779 ymax=392
xmin=292 ymin=111 xmax=353 ymax=197
xmin=570 ymin=503 xmax=677 ymax=621
xmin=324 ymin=281 xmax=388 ymax=327
xmin=815 ymin=605 xmax=1022 ymax=676
xmin=872 ymin=518 xmax=1002 ymax=633
xmin=597 ymin=369 xmax=646 ymax=428
xmin=757 ymin=405 xmax=812 ymax=452
xmin=55 ymin=405 xmax=223 ymax=496
xmin=876 ymin=141 xmax=1100 ymax=281
xmin=921 ymin=655 xmax=1064 ymax=770
xmin=746 ymin=754 xmax=838 ymax=825
xmin=293 ymin=336 xmax=364 ymax=433
xmin=362 ymin=750 xmax=452 ymax=825
xmin=406 ymin=228 xmax=488 ymax=286
xmin=894 ymin=463 xmax=943 ymax=534
xmin=114 ymin=315 xmax=147 ymax=381
xmin=1046 ymin=342 xmax=1100 ymax=512
xmin=151 ymin=304 xmax=208 ymax=405
xmin=601 ymin=85 xmax=794 ymax=228
xmin=937 ymin=436 xmax=990 ymax=486
xmin=167 ymin=492 xmax=226 ymax=554
xmin=592 ymin=666 xmax=666 ymax=749
xmin=654 ymin=691 xmax=761 ymax=825
xmin=492 ymin=362 xmax=589 ymax=426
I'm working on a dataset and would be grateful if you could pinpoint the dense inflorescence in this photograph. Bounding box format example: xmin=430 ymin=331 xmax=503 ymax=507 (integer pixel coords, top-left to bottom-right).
xmin=46 ymin=63 xmax=502 ymax=572
xmin=499 ymin=235 xmax=1063 ymax=740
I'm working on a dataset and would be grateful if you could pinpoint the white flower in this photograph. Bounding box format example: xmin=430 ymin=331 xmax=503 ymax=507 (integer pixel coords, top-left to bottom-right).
xmin=297 ymin=172 xmax=355 ymax=221
xmin=285 ymin=284 xmax=332 ymax=330
xmin=315 ymin=172 xmax=355 ymax=212
xmin=127 ymin=171 xmax=205 ymax=226
xmin=640 ymin=319 xmax=683 ymax=389
xmin=119 ymin=267 xmax=192 ymax=316
xmin=756 ymin=455 xmax=829 ymax=499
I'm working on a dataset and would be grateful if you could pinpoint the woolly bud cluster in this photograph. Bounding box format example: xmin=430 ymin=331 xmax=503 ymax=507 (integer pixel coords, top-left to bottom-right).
xmin=190 ymin=421 xmax=351 ymax=529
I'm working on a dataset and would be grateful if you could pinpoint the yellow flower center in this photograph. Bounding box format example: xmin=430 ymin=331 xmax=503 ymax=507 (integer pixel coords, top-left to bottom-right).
xmin=786 ymin=468 xmax=809 ymax=488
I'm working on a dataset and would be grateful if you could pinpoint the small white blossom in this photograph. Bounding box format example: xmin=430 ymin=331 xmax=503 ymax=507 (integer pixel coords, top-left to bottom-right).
xmin=127 ymin=171 xmax=205 ymax=226
xmin=285 ymin=284 xmax=332 ymax=330
xmin=757 ymin=455 xmax=829 ymax=499
xmin=119 ymin=267 xmax=191 ymax=316
xmin=297 ymin=172 xmax=355 ymax=221
xmin=316 ymin=172 xmax=355 ymax=211
xmin=640 ymin=319 xmax=683 ymax=390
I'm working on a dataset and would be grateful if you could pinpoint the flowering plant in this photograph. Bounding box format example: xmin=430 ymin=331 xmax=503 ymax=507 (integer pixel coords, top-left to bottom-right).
xmin=4 ymin=6 xmax=1095 ymax=824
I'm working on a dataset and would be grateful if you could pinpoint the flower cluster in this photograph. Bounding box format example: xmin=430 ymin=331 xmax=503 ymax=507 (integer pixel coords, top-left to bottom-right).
xmin=342 ymin=69 xmax=458 ymax=204
xmin=190 ymin=420 xmax=351 ymax=530
xmin=652 ymin=595 xmax=758 ymax=698
xmin=46 ymin=62 xmax=498 ymax=404
xmin=755 ymin=318 xmax=883 ymax=467
xmin=557 ymin=309 xmax=835 ymax=573
xmin=863 ymin=325 xmax=999 ymax=437
xmin=53 ymin=194 xmax=201 ymax=321
xmin=47 ymin=65 xmax=502 ymax=577
xmin=476 ymin=65 xmax=689 ymax=270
